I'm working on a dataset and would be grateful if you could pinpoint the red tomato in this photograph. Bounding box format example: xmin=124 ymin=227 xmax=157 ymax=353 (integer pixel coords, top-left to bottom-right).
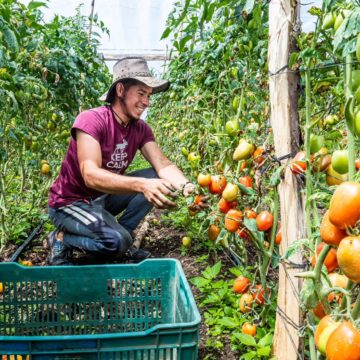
xmin=256 ymin=211 xmax=274 ymax=231
xmin=209 ymin=175 xmax=227 ymax=194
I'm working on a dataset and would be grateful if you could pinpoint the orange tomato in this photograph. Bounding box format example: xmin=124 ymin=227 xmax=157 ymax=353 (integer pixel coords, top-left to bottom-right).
xmin=337 ymin=236 xmax=360 ymax=283
xmin=329 ymin=182 xmax=360 ymax=229
xmin=245 ymin=209 xmax=257 ymax=219
xmin=241 ymin=322 xmax=257 ymax=336
xmin=256 ymin=211 xmax=274 ymax=231
xmin=253 ymin=147 xmax=265 ymax=165
xmin=290 ymin=151 xmax=307 ymax=174
xmin=252 ymin=284 xmax=270 ymax=305
xmin=218 ymin=198 xmax=237 ymax=214
xmin=275 ymin=230 xmax=282 ymax=245
xmin=233 ymin=276 xmax=251 ymax=294
xmin=312 ymin=292 xmax=336 ymax=319
xmin=320 ymin=211 xmax=347 ymax=246
xmin=355 ymin=159 xmax=360 ymax=171
xmin=208 ymin=224 xmax=221 ymax=241
xmin=239 ymin=175 xmax=253 ymax=188
xmin=314 ymin=315 xmax=338 ymax=349
xmin=328 ymin=272 xmax=349 ymax=289
xmin=197 ymin=173 xmax=212 ymax=187
xmin=194 ymin=195 xmax=205 ymax=205
xmin=209 ymin=175 xmax=227 ymax=195
xmin=326 ymin=321 xmax=360 ymax=360
xmin=225 ymin=209 xmax=243 ymax=233
xmin=315 ymin=315 xmax=340 ymax=354
xmin=240 ymin=161 xmax=248 ymax=171
xmin=239 ymin=293 xmax=254 ymax=313
xmin=311 ymin=242 xmax=338 ymax=273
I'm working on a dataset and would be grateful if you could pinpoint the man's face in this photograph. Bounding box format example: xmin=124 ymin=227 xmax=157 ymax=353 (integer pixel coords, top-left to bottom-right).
xmin=121 ymin=83 xmax=152 ymax=120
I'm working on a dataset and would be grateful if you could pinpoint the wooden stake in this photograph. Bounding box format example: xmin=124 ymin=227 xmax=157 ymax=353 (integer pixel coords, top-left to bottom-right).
xmin=268 ymin=0 xmax=305 ymax=358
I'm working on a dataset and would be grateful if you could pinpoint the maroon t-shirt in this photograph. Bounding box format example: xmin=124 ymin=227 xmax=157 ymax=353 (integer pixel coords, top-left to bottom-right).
xmin=48 ymin=106 xmax=155 ymax=208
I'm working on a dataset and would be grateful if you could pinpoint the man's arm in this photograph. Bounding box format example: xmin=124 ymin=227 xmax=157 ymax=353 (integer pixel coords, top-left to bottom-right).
xmin=141 ymin=141 xmax=195 ymax=195
xmin=76 ymin=130 xmax=176 ymax=208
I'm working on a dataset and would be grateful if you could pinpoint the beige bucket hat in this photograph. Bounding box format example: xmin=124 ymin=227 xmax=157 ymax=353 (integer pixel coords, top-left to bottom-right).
xmin=100 ymin=57 xmax=170 ymax=102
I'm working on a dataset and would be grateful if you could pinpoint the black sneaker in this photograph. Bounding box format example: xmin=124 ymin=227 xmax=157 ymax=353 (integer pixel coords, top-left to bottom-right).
xmin=125 ymin=247 xmax=151 ymax=263
xmin=46 ymin=230 xmax=73 ymax=266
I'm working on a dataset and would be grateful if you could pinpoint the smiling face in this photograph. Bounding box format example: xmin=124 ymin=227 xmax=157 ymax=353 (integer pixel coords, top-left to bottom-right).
xmin=114 ymin=81 xmax=152 ymax=122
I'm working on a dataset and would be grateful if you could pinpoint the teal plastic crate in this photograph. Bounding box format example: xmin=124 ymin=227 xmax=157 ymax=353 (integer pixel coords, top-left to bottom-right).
xmin=0 ymin=259 xmax=201 ymax=359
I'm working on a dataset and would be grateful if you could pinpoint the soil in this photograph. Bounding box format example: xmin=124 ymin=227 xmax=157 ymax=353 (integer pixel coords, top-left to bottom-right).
xmin=0 ymin=209 xmax=238 ymax=360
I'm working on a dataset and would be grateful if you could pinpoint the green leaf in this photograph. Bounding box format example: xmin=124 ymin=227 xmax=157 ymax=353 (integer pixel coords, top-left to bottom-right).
xmin=161 ymin=27 xmax=172 ymax=40
xmin=282 ymin=238 xmax=310 ymax=260
xmin=28 ymin=1 xmax=47 ymax=10
xmin=244 ymin=218 xmax=264 ymax=243
xmin=240 ymin=351 xmax=257 ymax=360
xmin=0 ymin=23 xmax=19 ymax=54
xmin=202 ymin=261 xmax=222 ymax=280
xmin=257 ymin=346 xmax=272 ymax=356
xmin=333 ymin=9 xmax=360 ymax=52
xmin=190 ymin=276 xmax=211 ymax=288
xmin=289 ymin=52 xmax=299 ymax=70
xmin=258 ymin=333 xmax=273 ymax=347
xmin=217 ymin=317 xmax=239 ymax=328
xmin=233 ymin=332 xmax=257 ymax=346
xmin=300 ymin=278 xmax=319 ymax=310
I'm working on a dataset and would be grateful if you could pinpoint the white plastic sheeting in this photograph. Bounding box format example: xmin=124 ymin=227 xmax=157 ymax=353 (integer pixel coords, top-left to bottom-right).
xmin=23 ymin=0 xmax=323 ymax=74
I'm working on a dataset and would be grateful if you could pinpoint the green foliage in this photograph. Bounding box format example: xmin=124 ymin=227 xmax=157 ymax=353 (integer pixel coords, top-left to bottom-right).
xmin=191 ymin=261 xmax=276 ymax=358
xmin=0 ymin=0 xmax=111 ymax=247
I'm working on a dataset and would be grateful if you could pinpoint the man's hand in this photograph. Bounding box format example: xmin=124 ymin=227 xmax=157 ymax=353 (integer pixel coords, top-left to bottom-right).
xmin=182 ymin=182 xmax=196 ymax=197
xmin=142 ymin=178 xmax=177 ymax=209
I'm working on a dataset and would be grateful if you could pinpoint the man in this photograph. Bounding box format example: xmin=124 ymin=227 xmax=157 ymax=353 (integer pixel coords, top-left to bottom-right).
xmin=47 ymin=57 xmax=195 ymax=265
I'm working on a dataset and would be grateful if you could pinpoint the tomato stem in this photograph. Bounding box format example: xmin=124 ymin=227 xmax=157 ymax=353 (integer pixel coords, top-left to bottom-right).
xmin=304 ymin=67 xmax=314 ymax=241
xmin=351 ymin=292 xmax=360 ymax=320
xmin=313 ymin=244 xmax=332 ymax=314
xmin=345 ymin=54 xmax=356 ymax=179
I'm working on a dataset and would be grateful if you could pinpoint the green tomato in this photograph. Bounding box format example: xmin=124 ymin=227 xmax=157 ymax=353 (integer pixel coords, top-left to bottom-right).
xmin=233 ymin=141 xmax=255 ymax=161
xmin=310 ymin=134 xmax=325 ymax=154
xmin=230 ymin=67 xmax=238 ymax=79
xmin=322 ymin=12 xmax=335 ymax=30
xmin=232 ymin=96 xmax=240 ymax=112
xmin=225 ymin=120 xmax=239 ymax=136
xmin=181 ymin=147 xmax=189 ymax=157
xmin=324 ymin=114 xmax=339 ymax=126
xmin=334 ymin=10 xmax=350 ymax=31
xmin=331 ymin=150 xmax=349 ymax=175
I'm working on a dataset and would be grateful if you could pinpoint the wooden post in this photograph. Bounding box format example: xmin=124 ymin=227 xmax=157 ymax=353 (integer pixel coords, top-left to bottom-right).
xmin=268 ymin=0 xmax=305 ymax=359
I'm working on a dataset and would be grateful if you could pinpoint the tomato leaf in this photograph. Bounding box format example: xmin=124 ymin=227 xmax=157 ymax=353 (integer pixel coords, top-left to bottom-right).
xmin=190 ymin=277 xmax=211 ymax=288
xmin=258 ymin=333 xmax=273 ymax=347
xmin=233 ymin=332 xmax=257 ymax=346
xmin=300 ymin=278 xmax=319 ymax=310
xmin=202 ymin=261 xmax=222 ymax=280
xmin=333 ymin=9 xmax=360 ymax=56
xmin=257 ymin=346 xmax=272 ymax=356
xmin=240 ymin=351 xmax=257 ymax=360
xmin=218 ymin=316 xmax=239 ymax=328
xmin=282 ymin=238 xmax=310 ymax=260
xmin=244 ymin=218 xmax=265 ymax=243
